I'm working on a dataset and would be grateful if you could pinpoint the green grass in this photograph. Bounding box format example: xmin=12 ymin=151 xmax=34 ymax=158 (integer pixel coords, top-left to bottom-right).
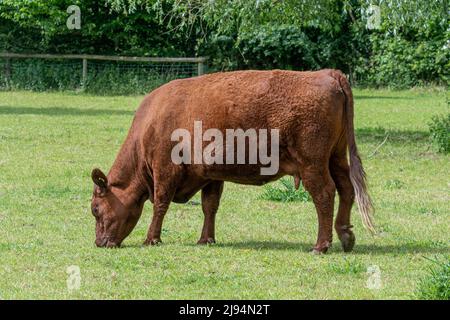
xmin=416 ymin=256 xmax=450 ymax=299
xmin=259 ymin=177 xmax=311 ymax=202
xmin=428 ymin=113 xmax=450 ymax=154
xmin=0 ymin=88 xmax=449 ymax=299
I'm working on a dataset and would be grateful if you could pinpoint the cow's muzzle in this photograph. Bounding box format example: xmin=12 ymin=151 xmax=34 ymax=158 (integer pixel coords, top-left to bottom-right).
xmin=95 ymin=236 xmax=120 ymax=248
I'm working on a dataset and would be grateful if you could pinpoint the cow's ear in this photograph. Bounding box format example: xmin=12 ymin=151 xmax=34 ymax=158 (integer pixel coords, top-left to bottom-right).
xmin=91 ymin=168 xmax=108 ymax=191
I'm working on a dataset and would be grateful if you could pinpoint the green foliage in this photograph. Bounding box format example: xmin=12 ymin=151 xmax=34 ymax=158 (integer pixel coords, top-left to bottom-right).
xmin=232 ymin=23 xmax=359 ymax=72
xmin=150 ymin=0 xmax=449 ymax=87
xmin=172 ymin=0 xmax=357 ymax=73
xmin=356 ymin=35 xmax=450 ymax=88
xmin=428 ymin=113 xmax=450 ymax=154
xmin=416 ymin=256 xmax=450 ymax=300
xmin=236 ymin=25 xmax=320 ymax=70
xmin=0 ymin=0 xmax=448 ymax=88
xmin=259 ymin=177 xmax=311 ymax=203
xmin=0 ymin=0 xmax=196 ymax=56
xmin=151 ymin=0 xmax=345 ymax=35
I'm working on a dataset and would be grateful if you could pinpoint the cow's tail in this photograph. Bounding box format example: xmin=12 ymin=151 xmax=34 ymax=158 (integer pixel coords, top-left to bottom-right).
xmin=334 ymin=70 xmax=376 ymax=234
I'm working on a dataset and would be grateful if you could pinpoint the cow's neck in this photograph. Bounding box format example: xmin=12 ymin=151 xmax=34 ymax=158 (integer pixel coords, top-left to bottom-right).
xmin=107 ymin=135 xmax=147 ymax=202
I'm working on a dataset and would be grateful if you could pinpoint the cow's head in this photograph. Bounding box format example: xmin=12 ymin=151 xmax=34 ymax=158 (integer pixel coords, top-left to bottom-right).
xmin=90 ymin=168 xmax=144 ymax=248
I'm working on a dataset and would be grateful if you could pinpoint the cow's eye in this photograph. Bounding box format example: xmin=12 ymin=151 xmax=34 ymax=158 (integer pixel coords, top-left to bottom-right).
xmin=92 ymin=204 xmax=100 ymax=218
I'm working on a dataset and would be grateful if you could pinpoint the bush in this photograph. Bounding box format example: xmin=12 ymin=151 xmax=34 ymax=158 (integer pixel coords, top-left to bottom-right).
xmin=355 ymin=35 xmax=450 ymax=88
xmin=203 ymin=23 xmax=355 ymax=73
xmin=259 ymin=177 xmax=311 ymax=202
xmin=428 ymin=113 xmax=450 ymax=153
xmin=237 ymin=25 xmax=320 ymax=70
xmin=416 ymin=256 xmax=450 ymax=300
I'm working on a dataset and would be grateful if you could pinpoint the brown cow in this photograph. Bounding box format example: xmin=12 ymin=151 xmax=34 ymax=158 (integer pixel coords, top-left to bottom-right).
xmin=90 ymin=69 xmax=374 ymax=254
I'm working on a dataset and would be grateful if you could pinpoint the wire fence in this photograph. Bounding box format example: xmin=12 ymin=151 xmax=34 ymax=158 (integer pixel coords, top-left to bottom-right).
xmin=0 ymin=53 xmax=207 ymax=95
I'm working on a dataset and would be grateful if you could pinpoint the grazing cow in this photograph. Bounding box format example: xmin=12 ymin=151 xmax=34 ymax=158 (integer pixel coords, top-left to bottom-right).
xmin=90 ymin=69 xmax=374 ymax=253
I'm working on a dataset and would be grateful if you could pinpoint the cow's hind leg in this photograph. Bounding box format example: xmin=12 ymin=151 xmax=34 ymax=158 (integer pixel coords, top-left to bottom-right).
xmin=330 ymin=154 xmax=356 ymax=252
xmin=301 ymin=165 xmax=336 ymax=254
xmin=198 ymin=181 xmax=224 ymax=244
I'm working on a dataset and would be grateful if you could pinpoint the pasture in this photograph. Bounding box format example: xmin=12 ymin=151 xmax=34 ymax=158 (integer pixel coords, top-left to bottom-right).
xmin=0 ymin=88 xmax=448 ymax=299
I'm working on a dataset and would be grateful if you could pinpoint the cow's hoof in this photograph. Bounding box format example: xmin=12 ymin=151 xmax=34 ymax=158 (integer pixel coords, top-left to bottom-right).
xmin=311 ymin=248 xmax=324 ymax=255
xmin=197 ymin=237 xmax=215 ymax=245
xmin=311 ymin=247 xmax=329 ymax=255
xmin=339 ymin=231 xmax=355 ymax=252
xmin=311 ymin=242 xmax=331 ymax=254
xmin=144 ymin=238 xmax=162 ymax=246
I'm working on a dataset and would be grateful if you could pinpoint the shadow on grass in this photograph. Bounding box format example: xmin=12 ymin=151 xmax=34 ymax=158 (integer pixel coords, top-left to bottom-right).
xmin=216 ymin=240 xmax=450 ymax=255
xmin=0 ymin=105 xmax=134 ymax=116
xmin=99 ymin=239 xmax=449 ymax=255
xmin=356 ymin=127 xmax=429 ymax=144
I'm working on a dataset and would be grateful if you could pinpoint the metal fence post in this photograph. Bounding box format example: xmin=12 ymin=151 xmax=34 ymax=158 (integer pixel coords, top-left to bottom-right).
xmin=82 ymin=58 xmax=88 ymax=90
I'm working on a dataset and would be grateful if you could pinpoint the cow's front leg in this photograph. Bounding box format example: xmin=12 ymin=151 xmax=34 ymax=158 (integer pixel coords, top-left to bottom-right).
xmin=144 ymin=170 xmax=177 ymax=246
xmin=144 ymin=201 xmax=170 ymax=245
xmin=198 ymin=181 xmax=224 ymax=244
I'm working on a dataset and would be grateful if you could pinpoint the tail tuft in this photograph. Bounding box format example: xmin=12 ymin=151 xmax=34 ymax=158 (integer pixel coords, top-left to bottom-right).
xmin=349 ymin=152 xmax=376 ymax=234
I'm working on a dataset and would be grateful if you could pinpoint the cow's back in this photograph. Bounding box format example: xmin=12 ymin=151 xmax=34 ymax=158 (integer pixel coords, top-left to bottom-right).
xmin=136 ymin=69 xmax=345 ymax=185
xmin=141 ymin=69 xmax=344 ymax=134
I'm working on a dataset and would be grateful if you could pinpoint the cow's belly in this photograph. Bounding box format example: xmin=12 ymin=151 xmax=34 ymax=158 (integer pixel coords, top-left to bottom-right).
xmin=206 ymin=166 xmax=284 ymax=185
xmin=171 ymin=155 xmax=298 ymax=202
xmin=192 ymin=149 xmax=298 ymax=184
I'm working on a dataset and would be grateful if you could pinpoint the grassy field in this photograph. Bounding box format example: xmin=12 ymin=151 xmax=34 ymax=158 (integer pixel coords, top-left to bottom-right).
xmin=0 ymin=88 xmax=448 ymax=299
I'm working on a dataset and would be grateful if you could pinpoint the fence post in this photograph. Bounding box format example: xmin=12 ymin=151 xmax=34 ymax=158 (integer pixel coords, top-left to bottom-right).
xmin=197 ymin=61 xmax=204 ymax=76
xmin=5 ymin=58 xmax=11 ymax=86
xmin=81 ymin=58 xmax=88 ymax=90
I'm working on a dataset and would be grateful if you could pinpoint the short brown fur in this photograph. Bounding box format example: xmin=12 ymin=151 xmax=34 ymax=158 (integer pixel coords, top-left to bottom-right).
xmin=90 ymin=69 xmax=374 ymax=253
